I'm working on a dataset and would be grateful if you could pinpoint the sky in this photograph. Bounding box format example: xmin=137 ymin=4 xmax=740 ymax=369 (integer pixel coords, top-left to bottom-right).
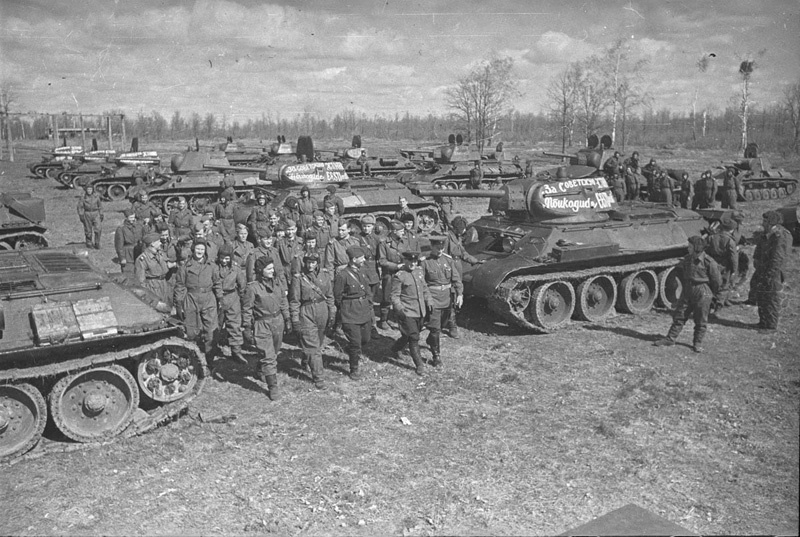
xmin=1 ymin=0 xmax=799 ymax=122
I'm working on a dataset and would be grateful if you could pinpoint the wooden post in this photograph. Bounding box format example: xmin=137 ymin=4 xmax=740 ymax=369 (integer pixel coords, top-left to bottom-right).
xmin=120 ymin=114 xmax=126 ymax=151
xmin=106 ymin=116 xmax=112 ymax=149
xmin=4 ymin=113 xmax=14 ymax=162
xmin=53 ymin=114 xmax=59 ymax=147
xmin=79 ymin=113 xmax=86 ymax=150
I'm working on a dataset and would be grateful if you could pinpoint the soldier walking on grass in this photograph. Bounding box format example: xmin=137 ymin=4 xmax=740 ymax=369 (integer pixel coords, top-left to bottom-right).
xmin=135 ymin=232 xmax=170 ymax=306
xmin=377 ymin=221 xmax=409 ymax=329
xmin=174 ymin=240 xmax=221 ymax=363
xmin=77 ymin=183 xmax=103 ymax=249
xmin=333 ymin=246 xmax=374 ymax=380
xmin=215 ymin=244 xmax=248 ymax=366
xmin=391 ymin=250 xmax=433 ymax=376
xmin=751 ymin=210 xmax=793 ymax=331
xmin=421 ymin=237 xmax=463 ymax=368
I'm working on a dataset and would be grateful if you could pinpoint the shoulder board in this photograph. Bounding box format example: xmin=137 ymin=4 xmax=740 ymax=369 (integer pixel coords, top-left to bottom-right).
xmin=441 ymin=252 xmax=453 ymax=259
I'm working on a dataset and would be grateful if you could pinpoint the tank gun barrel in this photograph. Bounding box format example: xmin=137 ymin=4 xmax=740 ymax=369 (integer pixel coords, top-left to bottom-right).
xmin=414 ymin=188 xmax=505 ymax=198
xmin=542 ymin=151 xmax=573 ymax=159
xmin=203 ymin=164 xmax=266 ymax=173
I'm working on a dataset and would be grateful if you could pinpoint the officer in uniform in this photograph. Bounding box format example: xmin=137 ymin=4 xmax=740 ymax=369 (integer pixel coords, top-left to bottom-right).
xmin=135 ymin=232 xmax=170 ymax=305
xmin=114 ymin=208 xmax=144 ymax=274
xmin=214 ymin=244 xmax=247 ymax=365
xmin=421 ymin=236 xmax=463 ymax=367
xmin=168 ymin=196 xmax=194 ymax=241
xmin=291 ymin=252 xmax=335 ymax=389
xmin=443 ymin=216 xmax=484 ymax=338
xmin=324 ymin=185 xmax=345 ymax=216
xmin=752 ymin=211 xmax=793 ymax=331
xmin=654 ymin=236 xmax=721 ymax=353
xmin=174 ymin=239 xmax=221 ymax=362
xmin=334 ymin=246 xmax=374 ymax=380
xmin=248 ymin=191 xmax=272 ymax=242
xmin=357 ymin=214 xmax=382 ymax=333
xmin=242 ymin=256 xmax=291 ymax=400
xmin=706 ymin=214 xmax=740 ymax=311
xmin=692 ymin=170 xmax=717 ymax=210
xmin=391 ymin=250 xmax=433 ymax=375
xmin=77 ymin=183 xmax=103 ymax=249
xmin=325 ymin=220 xmax=360 ymax=274
xmin=721 ymin=168 xmax=742 ymax=210
xmin=377 ymin=220 xmax=410 ymax=329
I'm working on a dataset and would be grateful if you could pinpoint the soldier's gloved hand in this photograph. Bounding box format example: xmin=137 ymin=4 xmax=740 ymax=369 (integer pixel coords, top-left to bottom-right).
xmin=455 ymin=295 xmax=464 ymax=308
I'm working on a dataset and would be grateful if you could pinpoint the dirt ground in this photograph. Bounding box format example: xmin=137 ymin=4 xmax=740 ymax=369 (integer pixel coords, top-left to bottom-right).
xmin=1 ymin=142 xmax=798 ymax=535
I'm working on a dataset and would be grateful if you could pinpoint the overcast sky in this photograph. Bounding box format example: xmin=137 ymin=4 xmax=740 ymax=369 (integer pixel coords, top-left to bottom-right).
xmin=1 ymin=0 xmax=798 ymax=122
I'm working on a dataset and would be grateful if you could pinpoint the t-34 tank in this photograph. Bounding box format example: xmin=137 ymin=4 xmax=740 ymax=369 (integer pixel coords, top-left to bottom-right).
xmin=0 ymin=192 xmax=48 ymax=250
xmin=541 ymin=134 xmax=617 ymax=180
xmin=0 ymin=247 xmax=206 ymax=462
xmin=712 ymin=143 xmax=798 ymax=201
xmin=55 ymin=138 xmax=161 ymax=189
xmin=315 ymin=135 xmax=416 ymax=178
xmin=413 ymin=176 xmax=714 ymax=332
xmin=27 ymin=146 xmax=85 ymax=181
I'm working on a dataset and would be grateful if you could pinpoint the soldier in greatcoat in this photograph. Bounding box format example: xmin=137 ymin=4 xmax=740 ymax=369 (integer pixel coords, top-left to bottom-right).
xmin=390 ymin=250 xmax=433 ymax=376
xmin=333 ymin=246 xmax=374 ymax=380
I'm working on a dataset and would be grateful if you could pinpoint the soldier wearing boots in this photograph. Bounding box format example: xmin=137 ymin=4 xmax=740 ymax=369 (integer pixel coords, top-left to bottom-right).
xmin=692 ymin=170 xmax=717 ymax=210
xmin=654 ymin=236 xmax=721 ymax=353
xmin=77 ymin=183 xmax=103 ymax=249
xmin=114 ymin=208 xmax=144 ymax=274
xmin=135 ymin=232 xmax=170 ymax=306
xmin=334 ymin=246 xmax=374 ymax=380
xmin=721 ymin=168 xmax=742 ymax=210
xmin=706 ymin=214 xmax=740 ymax=312
xmin=357 ymin=214 xmax=382 ymax=334
xmin=752 ymin=211 xmax=793 ymax=331
xmin=167 ymin=196 xmax=194 ymax=241
xmin=215 ymin=244 xmax=248 ymax=366
xmin=677 ymin=171 xmax=694 ymax=209
xmin=290 ymin=252 xmax=335 ymax=389
xmin=421 ymin=237 xmax=463 ymax=367
xmin=174 ymin=240 xmax=221 ymax=362
xmin=443 ymin=216 xmax=484 ymax=338
xmin=391 ymin=250 xmax=433 ymax=375
xmin=242 ymin=256 xmax=290 ymax=401
xmin=377 ymin=221 xmax=409 ymax=329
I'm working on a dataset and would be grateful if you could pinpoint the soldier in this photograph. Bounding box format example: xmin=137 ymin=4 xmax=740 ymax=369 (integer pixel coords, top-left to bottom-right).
xmin=214 ymin=244 xmax=247 ymax=365
xmin=308 ymin=211 xmax=331 ymax=251
xmin=174 ymin=240 xmax=221 ymax=362
xmin=400 ymin=213 xmax=421 ymax=251
xmin=160 ymin=226 xmax=180 ymax=293
xmin=524 ymin=159 xmax=534 ymax=179
xmin=654 ymin=236 xmax=721 ymax=353
xmin=290 ymin=252 xmax=334 ymax=389
xmin=392 ymin=196 xmax=417 ymax=224
xmin=623 ymin=166 xmax=640 ymax=201
xmin=220 ymin=171 xmax=237 ymax=203
xmin=231 ymin=223 xmax=254 ymax=270
xmin=324 ymin=185 xmax=345 ymax=216
xmin=282 ymin=196 xmax=302 ymax=228
xmin=706 ymin=214 xmax=740 ymax=312
xmin=247 ymin=191 xmax=272 ymax=242
xmin=322 ymin=200 xmax=340 ymax=239
xmin=603 ymin=151 xmax=623 ymax=177
xmin=297 ymin=186 xmax=317 ymax=229
xmin=291 ymin=230 xmax=323 ymax=276
xmin=131 ymin=192 xmax=161 ymax=232
xmin=692 ymin=170 xmax=718 ymax=210
xmin=248 ymin=229 xmax=285 ymax=287
xmin=214 ymin=192 xmax=236 ymax=242
xmin=202 ymin=214 xmax=226 ymax=253
xmin=168 ymin=196 xmax=194 ymax=241
xmin=421 ymin=236 xmax=463 ymax=367
xmin=77 ymin=183 xmax=103 ymax=249
xmin=126 ymin=174 xmax=147 ymax=202
xmin=443 ymin=216 xmax=484 ymax=338
xmin=325 ymin=220 xmax=360 ymax=274
xmin=678 ymin=172 xmax=694 ymax=209
xmin=356 ymin=214 xmax=382 ymax=334
xmin=135 ymin=232 xmax=170 ymax=306
xmin=623 ymin=151 xmax=641 ymax=174
xmin=432 ymin=184 xmax=454 ymax=226
xmin=721 ymin=168 xmax=742 ymax=210
xmin=377 ymin=220 xmax=409 ymax=329
xmin=609 ymin=173 xmax=626 ymax=203
xmin=333 ymin=246 xmax=374 ymax=380
xmin=642 ymin=158 xmax=661 ymax=200
xmin=469 ymin=160 xmax=484 ymax=189
xmin=242 ymin=256 xmax=290 ymax=400
xmin=390 ymin=250 xmax=433 ymax=375
xmin=191 ymin=221 xmax=219 ymax=261
xmin=114 ymin=208 xmax=143 ymax=274
xmin=356 ymin=150 xmax=371 ymax=177
xmin=752 ymin=211 xmax=793 ymax=331
xmin=277 ymin=219 xmax=304 ymax=278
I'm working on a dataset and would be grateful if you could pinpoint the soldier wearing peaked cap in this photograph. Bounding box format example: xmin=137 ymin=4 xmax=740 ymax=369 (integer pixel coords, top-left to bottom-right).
xmin=421 ymin=236 xmax=462 ymax=367
xmin=334 ymin=245 xmax=374 ymax=380
xmin=377 ymin=220 xmax=410 ymax=329
xmin=390 ymin=250 xmax=433 ymax=376
xmin=115 ymin=208 xmax=144 ymax=274
xmin=135 ymin=231 xmax=170 ymax=306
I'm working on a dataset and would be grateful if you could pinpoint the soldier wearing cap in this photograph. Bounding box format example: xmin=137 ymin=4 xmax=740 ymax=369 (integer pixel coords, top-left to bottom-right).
xmin=392 ymin=196 xmax=417 ymax=224
xmin=242 ymin=256 xmax=290 ymax=401
xmin=657 ymin=170 xmax=677 ymax=206
xmin=174 ymin=239 xmax=222 ymax=362
xmin=308 ymin=211 xmax=331 ymax=251
xmin=114 ymin=208 xmax=144 ymax=274
xmin=290 ymin=252 xmax=335 ymax=389
xmin=692 ymin=170 xmax=717 ymax=210
xmin=443 ymin=216 xmax=484 ymax=338
xmin=603 ymin=151 xmax=623 ymax=177
xmin=377 ymin=220 xmax=410 ymax=329
xmin=131 ymin=192 xmax=162 ymax=232
xmin=706 ymin=213 xmax=740 ymax=311
xmin=232 ymin=223 xmax=254 ymax=268
xmin=248 ymin=229 xmax=285 ymax=287
xmin=325 ymin=220 xmax=359 ymax=274
xmin=77 ymin=182 xmax=103 ymax=249
xmin=390 ymin=250 xmax=433 ymax=375
xmin=421 ymin=236 xmax=463 ymax=367
xmin=215 ymin=244 xmax=247 ymax=365
xmin=334 ymin=246 xmax=374 ymax=380
xmin=277 ymin=219 xmax=303 ymax=279
xmin=214 ymin=191 xmax=237 ymax=242
xmin=357 ymin=214 xmax=382 ymax=330
xmin=247 ymin=191 xmax=272 ymax=241
xmin=469 ymin=160 xmax=484 ymax=189
xmin=324 ymin=185 xmax=345 ymax=216
xmin=721 ymin=168 xmax=742 ymax=210
xmin=654 ymin=236 xmax=721 ymax=353
xmin=322 ymin=200 xmax=340 ymax=238
xmin=168 ymin=196 xmax=194 ymax=241
xmin=297 ymin=186 xmax=317 ymax=229
xmin=751 ymin=210 xmax=792 ymax=331
xmin=135 ymin=232 xmax=170 ymax=305
xmin=291 ymin=230 xmax=323 ymax=277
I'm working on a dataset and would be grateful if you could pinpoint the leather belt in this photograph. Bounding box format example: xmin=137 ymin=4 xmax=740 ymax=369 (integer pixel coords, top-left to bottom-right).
xmin=429 ymin=284 xmax=452 ymax=291
xmin=302 ymin=298 xmax=326 ymax=305
xmin=256 ymin=311 xmax=282 ymax=320
xmin=146 ymin=275 xmax=166 ymax=280
xmin=187 ymin=286 xmax=212 ymax=293
xmin=343 ymin=295 xmax=367 ymax=301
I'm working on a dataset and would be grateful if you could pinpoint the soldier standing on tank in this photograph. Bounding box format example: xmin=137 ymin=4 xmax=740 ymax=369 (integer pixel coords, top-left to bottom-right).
xmin=623 ymin=166 xmax=640 ymax=201
xmin=174 ymin=239 xmax=221 ymax=363
xmin=115 ymin=208 xmax=143 ymax=274
xmin=214 ymin=244 xmax=248 ymax=366
xmin=357 ymin=214 xmax=382 ymax=334
xmin=706 ymin=214 xmax=740 ymax=312
xmin=623 ymin=151 xmax=641 ymax=174
xmin=297 ymin=186 xmax=316 ymax=230
xmin=678 ymin=172 xmax=694 ymax=209
xmin=324 ymin=185 xmax=345 ymax=216
xmin=721 ymin=168 xmax=742 ymax=210
xmin=469 ymin=160 xmax=484 ymax=189
xmin=356 ymin=150 xmax=371 ymax=177
xmin=443 ymin=216 xmax=484 ymax=338
xmin=248 ymin=191 xmax=272 ymax=242
xmin=77 ymin=183 xmax=103 ymax=249
xmin=432 ymin=184 xmax=454 ymax=226
xmin=334 ymin=246 xmax=374 ymax=380
xmin=135 ymin=232 xmax=170 ymax=306
xmin=168 ymin=197 xmax=194 ymax=241
xmin=242 ymin=256 xmax=291 ymax=401
xmin=391 ymin=250 xmax=433 ymax=376
xmin=393 ymin=196 xmax=417 ymax=223
xmin=692 ymin=170 xmax=718 ymax=210
xmin=642 ymin=158 xmax=661 ymax=200
xmin=377 ymin=221 xmax=409 ymax=329
xmin=752 ymin=211 xmax=793 ymax=331
xmin=290 ymin=252 xmax=335 ymax=389
xmin=603 ymin=151 xmax=623 ymax=177
xmin=609 ymin=173 xmax=626 ymax=203
xmin=214 ymin=192 xmax=236 ymax=242
xmin=322 ymin=200 xmax=340 ymax=239
xmin=421 ymin=236 xmax=462 ymax=368
xmin=656 ymin=171 xmax=676 ymax=206
xmin=653 ymin=236 xmax=721 ymax=353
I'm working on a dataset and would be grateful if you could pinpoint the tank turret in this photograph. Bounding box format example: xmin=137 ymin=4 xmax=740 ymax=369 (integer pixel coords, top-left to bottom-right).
xmin=541 ymin=134 xmax=617 ymax=179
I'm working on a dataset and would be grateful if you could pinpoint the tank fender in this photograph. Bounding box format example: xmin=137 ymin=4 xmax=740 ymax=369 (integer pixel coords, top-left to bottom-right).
xmin=464 ymin=252 xmax=543 ymax=298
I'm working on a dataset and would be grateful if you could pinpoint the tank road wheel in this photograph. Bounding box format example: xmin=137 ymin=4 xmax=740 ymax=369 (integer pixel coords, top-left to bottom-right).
xmin=575 ymin=275 xmax=617 ymax=322
xmin=769 ymin=188 xmax=778 ymax=199
xmin=529 ymin=281 xmax=575 ymax=331
xmin=31 ymin=164 xmax=48 ymax=179
xmin=46 ymin=166 xmax=63 ymax=182
xmin=657 ymin=266 xmax=683 ymax=309
xmin=0 ymin=242 xmax=12 ymax=250
xmin=445 ymin=182 xmax=459 ymax=190
xmin=752 ymin=189 xmax=762 ymax=201
xmin=137 ymin=345 xmax=202 ymax=403
xmin=778 ymin=187 xmax=787 ymax=198
xmin=107 ymin=183 xmax=127 ymax=201
xmin=161 ymin=196 xmax=181 ymax=214
xmin=190 ymin=196 xmax=212 ymax=215
xmin=508 ymin=283 xmax=532 ymax=316
xmin=787 ymin=183 xmax=796 ymax=195
xmin=617 ymin=270 xmax=658 ymax=314
xmin=416 ymin=208 xmax=439 ymax=233
xmin=49 ymin=365 xmax=140 ymax=443
xmin=93 ymin=184 xmax=108 ymax=199
xmin=744 ymin=189 xmax=754 ymax=201
xmin=0 ymin=383 xmax=47 ymax=462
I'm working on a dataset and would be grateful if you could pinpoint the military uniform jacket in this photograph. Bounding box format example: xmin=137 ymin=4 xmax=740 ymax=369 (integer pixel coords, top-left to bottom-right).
xmin=248 ymin=245 xmax=285 ymax=285
xmin=698 ymin=176 xmax=717 ymax=198
xmin=761 ymin=226 xmax=793 ymax=282
xmin=168 ymin=208 xmax=194 ymax=239
xmin=242 ymin=277 xmax=290 ymax=326
xmin=114 ymin=221 xmax=144 ymax=264
xmin=309 ymin=224 xmax=331 ymax=251
xmin=325 ymin=235 xmax=359 ymax=272
xmin=247 ymin=205 xmax=271 ymax=235
xmin=179 ymin=239 xmax=219 ymax=265
xmin=215 ymin=262 xmax=247 ymax=302
xmin=174 ymin=257 xmax=221 ymax=304
xmin=132 ymin=200 xmax=162 ymax=223
xmin=323 ymin=194 xmax=345 ymax=216
xmin=297 ymin=197 xmax=317 ymax=218
xmin=232 ymin=239 xmax=254 ymax=269
xmin=444 ymin=231 xmax=478 ymax=267
xmin=135 ymin=249 xmax=169 ymax=283
xmin=707 ymin=230 xmax=738 ymax=275
xmin=214 ymin=202 xmax=236 ymax=223
xmin=422 ymin=253 xmax=463 ymax=309
xmin=278 ymin=236 xmax=304 ymax=270
xmin=290 ymin=268 xmax=335 ymax=327
xmin=334 ymin=265 xmax=374 ymax=324
xmin=603 ymin=157 xmax=621 ymax=176
xmin=392 ymin=207 xmax=417 ymax=222
xmin=391 ymin=266 xmax=432 ymax=318
xmin=680 ymin=178 xmax=694 ymax=196
xmin=378 ymin=234 xmax=409 ymax=274
xmin=323 ymin=213 xmax=340 ymax=238
xmin=678 ymin=253 xmax=721 ymax=295
xmin=77 ymin=193 xmax=102 ymax=217
xmin=357 ymin=232 xmax=381 ymax=285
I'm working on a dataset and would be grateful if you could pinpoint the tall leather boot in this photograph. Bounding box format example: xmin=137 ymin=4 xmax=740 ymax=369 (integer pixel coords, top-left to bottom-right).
xmin=94 ymin=230 xmax=102 ymax=249
xmin=266 ymin=374 xmax=281 ymax=401
xmin=230 ymin=345 xmax=248 ymax=365
xmin=430 ymin=334 xmax=441 ymax=367
xmin=409 ymin=343 xmax=425 ymax=376
xmin=349 ymin=353 xmax=362 ymax=381
xmin=378 ymin=308 xmax=390 ymax=330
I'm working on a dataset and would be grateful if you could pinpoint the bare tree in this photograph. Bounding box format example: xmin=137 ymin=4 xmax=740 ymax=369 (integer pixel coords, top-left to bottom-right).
xmin=0 ymin=83 xmax=16 ymax=161
xmin=445 ymin=56 xmax=520 ymax=153
xmin=203 ymin=113 xmax=216 ymax=138
xmin=783 ymin=81 xmax=800 ymax=154
xmin=735 ymin=50 xmax=765 ymax=151
xmin=600 ymin=39 xmax=649 ymax=146
xmin=693 ymin=53 xmax=714 ymax=142
xmin=547 ymin=62 xmax=580 ymax=151
xmin=573 ymin=61 xmax=611 ymax=144
xmin=617 ymin=80 xmax=650 ymax=152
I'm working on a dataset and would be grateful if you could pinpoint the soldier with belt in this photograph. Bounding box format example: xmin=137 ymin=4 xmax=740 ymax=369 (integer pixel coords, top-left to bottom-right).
xmin=214 ymin=193 xmax=237 ymax=242
xmin=77 ymin=183 xmax=103 ymax=249
xmin=325 ymin=220 xmax=360 ymax=274
xmin=214 ymin=244 xmax=247 ymax=366
xmin=114 ymin=208 xmax=144 ymax=274
xmin=290 ymin=252 xmax=335 ymax=389
xmin=334 ymin=246 xmax=374 ymax=380
xmin=692 ymin=170 xmax=717 ymax=210
xmin=752 ymin=211 xmax=793 ymax=331
xmin=721 ymin=168 xmax=742 ymax=210
xmin=135 ymin=232 xmax=170 ymax=306
xmin=174 ymin=240 xmax=222 ymax=362
xmin=242 ymin=256 xmax=290 ymax=401
xmin=168 ymin=197 xmax=194 ymax=241
xmin=706 ymin=214 xmax=740 ymax=311
xmin=654 ymin=236 xmax=721 ymax=353
xmin=421 ymin=236 xmax=463 ymax=367
xmin=232 ymin=223 xmax=254 ymax=270
xmin=390 ymin=250 xmax=433 ymax=375
xmin=443 ymin=216 xmax=484 ymax=338
xmin=377 ymin=221 xmax=409 ymax=329
xmin=247 ymin=192 xmax=272 ymax=242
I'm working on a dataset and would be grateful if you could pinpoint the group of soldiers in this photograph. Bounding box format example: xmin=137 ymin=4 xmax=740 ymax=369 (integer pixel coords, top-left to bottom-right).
xmin=77 ymin=181 xmax=482 ymax=401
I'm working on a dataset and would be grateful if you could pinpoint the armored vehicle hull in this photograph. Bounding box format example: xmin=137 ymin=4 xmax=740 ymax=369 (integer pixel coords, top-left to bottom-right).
xmin=713 ymin=158 xmax=797 ymax=201
xmin=0 ymin=192 xmax=48 ymax=250
xmin=0 ymin=248 xmax=206 ymax=462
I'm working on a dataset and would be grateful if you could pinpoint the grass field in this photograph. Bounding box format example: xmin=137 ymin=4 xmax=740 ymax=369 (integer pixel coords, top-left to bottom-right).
xmin=1 ymin=141 xmax=798 ymax=535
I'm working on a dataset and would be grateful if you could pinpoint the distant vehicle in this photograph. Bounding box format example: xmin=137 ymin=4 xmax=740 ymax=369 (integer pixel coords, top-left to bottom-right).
xmin=712 ymin=143 xmax=798 ymax=201
xmin=314 ymin=135 xmax=416 ymax=178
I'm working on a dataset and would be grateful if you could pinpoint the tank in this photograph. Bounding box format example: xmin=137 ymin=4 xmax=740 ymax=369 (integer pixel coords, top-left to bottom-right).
xmin=55 ymin=138 xmax=161 ymax=189
xmin=0 ymin=192 xmax=48 ymax=250
xmin=0 ymin=247 xmax=206 ymax=462
xmin=396 ymin=134 xmax=524 ymax=189
xmin=412 ymin=176 xmax=723 ymax=332
xmin=84 ymin=165 xmax=171 ymax=201
xmin=713 ymin=143 xmax=798 ymax=201
xmin=315 ymin=135 xmax=416 ymax=178
xmin=218 ymin=137 xmax=272 ymax=167
xmin=27 ymin=146 xmax=85 ymax=181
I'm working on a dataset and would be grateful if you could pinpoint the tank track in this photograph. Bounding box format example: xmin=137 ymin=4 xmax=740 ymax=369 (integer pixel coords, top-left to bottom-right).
xmin=488 ymin=258 xmax=679 ymax=332
xmin=0 ymin=231 xmax=49 ymax=250
xmin=1 ymin=337 xmax=207 ymax=464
